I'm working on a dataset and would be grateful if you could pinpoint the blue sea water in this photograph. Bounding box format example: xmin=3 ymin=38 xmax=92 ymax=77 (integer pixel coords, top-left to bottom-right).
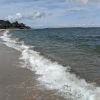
xmin=1 ymin=28 xmax=100 ymax=100
xmin=9 ymin=28 xmax=100 ymax=85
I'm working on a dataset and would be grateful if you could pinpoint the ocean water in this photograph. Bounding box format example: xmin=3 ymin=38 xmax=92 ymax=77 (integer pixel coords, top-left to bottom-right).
xmin=0 ymin=28 xmax=100 ymax=100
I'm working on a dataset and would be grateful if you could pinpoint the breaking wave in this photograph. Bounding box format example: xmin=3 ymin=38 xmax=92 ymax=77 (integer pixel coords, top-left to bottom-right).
xmin=0 ymin=30 xmax=100 ymax=100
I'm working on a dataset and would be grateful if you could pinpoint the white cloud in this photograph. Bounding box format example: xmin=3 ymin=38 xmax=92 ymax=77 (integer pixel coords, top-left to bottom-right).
xmin=76 ymin=0 xmax=88 ymax=4
xmin=6 ymin=11 xmax=46 ymax=21
xmin=66 ymin=7 xmax=85 ymax=12
xmin=65 ymin=0 xmax=88 ymax=4
xmin=7 ymin=13 xmax=22 ymax=21
xmin=66 ymin=0 xmax=100 ymax=4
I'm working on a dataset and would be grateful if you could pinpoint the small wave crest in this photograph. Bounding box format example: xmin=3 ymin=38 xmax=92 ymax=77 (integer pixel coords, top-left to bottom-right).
xmin=0 ymin=30 xmax=100 ymax=100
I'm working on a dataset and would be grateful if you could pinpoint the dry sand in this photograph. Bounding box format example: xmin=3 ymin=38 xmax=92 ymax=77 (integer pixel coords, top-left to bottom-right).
xmin=0 ymin=40 xmax=65 ymax=100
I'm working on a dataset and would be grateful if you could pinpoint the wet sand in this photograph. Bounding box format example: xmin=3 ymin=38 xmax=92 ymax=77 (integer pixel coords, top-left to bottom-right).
xmin=0 ymin=40 xmax=65 ymax=100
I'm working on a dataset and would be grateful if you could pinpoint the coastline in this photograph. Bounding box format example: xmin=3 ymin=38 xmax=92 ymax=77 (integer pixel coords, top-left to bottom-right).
xmin=0 ymin=34 xmax=65 ymax=100
xmin=0 ymin=29 xmax=100 ymax=100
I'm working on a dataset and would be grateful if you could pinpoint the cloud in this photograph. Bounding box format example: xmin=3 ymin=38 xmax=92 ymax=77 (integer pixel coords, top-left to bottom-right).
xmin=66 ymin=0 xmax=100 ymax=4
xmin=0 ymin=0 xmax=99 ymax=27
xmin=66 ymin=7 xmax=85 ymax=12
xmin=65 ymin=0 xmax=88 ymax=4
xmin=0 ymin=0 xmax=36 ymax=4
xmin=6 ymin=11 xmax=46 ymax=21
xmin=75 ymin=0 xmax=88 ymax=4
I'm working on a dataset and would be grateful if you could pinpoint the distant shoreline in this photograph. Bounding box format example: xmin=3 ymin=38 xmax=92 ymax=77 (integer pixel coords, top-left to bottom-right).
xmin=0 ymin=20 xmax=31 ymax=29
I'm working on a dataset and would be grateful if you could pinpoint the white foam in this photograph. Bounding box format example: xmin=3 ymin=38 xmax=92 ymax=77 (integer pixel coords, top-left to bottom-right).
xmin=0 ymin=30 xmax=100 ymax=100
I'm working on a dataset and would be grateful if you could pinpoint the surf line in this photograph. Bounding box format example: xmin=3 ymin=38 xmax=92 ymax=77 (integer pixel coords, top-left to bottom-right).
xmin=0 ymin=30 xmax=100 ymax=100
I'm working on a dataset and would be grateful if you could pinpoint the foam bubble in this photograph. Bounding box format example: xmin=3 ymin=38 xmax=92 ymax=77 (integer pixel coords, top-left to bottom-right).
xmin=0 ymin=30 xmax=100 ymax=100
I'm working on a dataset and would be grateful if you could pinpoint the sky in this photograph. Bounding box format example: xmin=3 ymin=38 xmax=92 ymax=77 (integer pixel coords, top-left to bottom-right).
xmin=0 ymin=0 xmax=100 ymax=28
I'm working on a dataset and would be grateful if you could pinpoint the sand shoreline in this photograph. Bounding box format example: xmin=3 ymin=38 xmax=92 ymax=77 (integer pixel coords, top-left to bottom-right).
xmin=0 ymin=39 xmax=65 ymax=100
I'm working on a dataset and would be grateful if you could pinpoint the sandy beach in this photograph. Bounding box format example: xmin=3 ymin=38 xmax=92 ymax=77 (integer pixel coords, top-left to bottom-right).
xmin=0 ymin=29 xmax=100 ymax=100
xmin=0 ymin=37 xmax=65 ymax=100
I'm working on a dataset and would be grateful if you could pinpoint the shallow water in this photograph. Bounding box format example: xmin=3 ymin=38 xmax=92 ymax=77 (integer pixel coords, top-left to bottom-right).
xmin=8 ymin=28 xmax=100 ymax=85
xmin=0 ymin=42 xmax=65 ymax=100
xmin=0 ymin=28 xmax=100 ymax=100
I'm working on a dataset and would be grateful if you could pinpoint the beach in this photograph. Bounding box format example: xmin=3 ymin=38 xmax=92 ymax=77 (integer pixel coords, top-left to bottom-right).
xmin=0 ymin=32 xmax=65 ymax=100
xmin=0 ymin=29 xmax=100 ymax=100
xmin=0 ymin=0 xmax=100 ymax=99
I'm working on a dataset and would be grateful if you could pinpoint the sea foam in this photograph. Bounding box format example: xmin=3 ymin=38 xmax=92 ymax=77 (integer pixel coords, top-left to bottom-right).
xmin=0 ymin=30 xmax=100 ymax=100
